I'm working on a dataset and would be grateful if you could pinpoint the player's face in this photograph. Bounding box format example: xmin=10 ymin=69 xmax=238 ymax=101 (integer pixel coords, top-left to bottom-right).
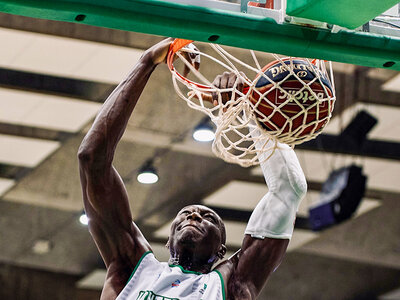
xmin=169 ymin=205 xmax=224 ymax=257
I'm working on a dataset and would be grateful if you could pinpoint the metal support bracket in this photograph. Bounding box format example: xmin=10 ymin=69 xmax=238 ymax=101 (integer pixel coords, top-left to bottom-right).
xmin=241 ymin=0 xmax=266 ymax=13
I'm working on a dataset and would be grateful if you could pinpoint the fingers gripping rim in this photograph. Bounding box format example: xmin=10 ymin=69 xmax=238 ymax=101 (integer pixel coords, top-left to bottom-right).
xmin=168 ymin=38 xmax=210 ymax=89
xmin=167 ymin=38 xmax=193 ymax=69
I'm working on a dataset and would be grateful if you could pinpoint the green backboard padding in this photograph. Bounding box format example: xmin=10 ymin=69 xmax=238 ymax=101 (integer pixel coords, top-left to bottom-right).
xmin=0 ymin=0 xmax=400 ymax=70
xmin=287 ymin=0 xmax=400 ymax=29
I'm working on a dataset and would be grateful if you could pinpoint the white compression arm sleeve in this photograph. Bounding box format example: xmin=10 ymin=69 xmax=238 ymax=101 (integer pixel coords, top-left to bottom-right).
xmin=245 ymin=134 xmax=307 ymax=239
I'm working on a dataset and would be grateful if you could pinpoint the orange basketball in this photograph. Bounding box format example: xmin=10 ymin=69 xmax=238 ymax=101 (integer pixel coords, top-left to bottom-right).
xmin=250 ymin=58 xmax=334 ymax=138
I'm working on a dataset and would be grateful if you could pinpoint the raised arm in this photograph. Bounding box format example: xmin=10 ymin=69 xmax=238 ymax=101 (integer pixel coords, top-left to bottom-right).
xmin=228 ymin=140 xmax=307 ymax=298
xmin=77 ymin=39 xmax=173 ymax=291
xmin=209 ymin=72 xmax=307 ymax=299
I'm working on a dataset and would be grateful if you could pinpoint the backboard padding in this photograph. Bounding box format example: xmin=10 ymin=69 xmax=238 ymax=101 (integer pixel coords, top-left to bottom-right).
xmin=0 ymin=0 xmax=399 ymax=70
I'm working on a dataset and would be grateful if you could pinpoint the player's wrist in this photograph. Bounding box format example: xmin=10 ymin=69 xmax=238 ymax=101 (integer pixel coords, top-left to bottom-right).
xmin=145 ymin=37 xmax=174 ymax=66
xmin=141 ymin=50 xmax=159 ymax=68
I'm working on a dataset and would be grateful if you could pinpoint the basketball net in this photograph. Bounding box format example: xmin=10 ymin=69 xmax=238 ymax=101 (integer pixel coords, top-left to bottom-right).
xmin=168 ymin=39 xmax=336 ymax=167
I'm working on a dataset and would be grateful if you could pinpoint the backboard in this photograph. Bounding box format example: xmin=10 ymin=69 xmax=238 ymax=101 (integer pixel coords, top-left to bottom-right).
xmin=0 ymin=0 xmax=399 ymax=70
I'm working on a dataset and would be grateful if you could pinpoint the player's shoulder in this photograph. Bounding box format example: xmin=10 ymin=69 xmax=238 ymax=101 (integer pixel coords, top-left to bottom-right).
xmin=213 ymin=252 xmax=257 ymax=300
xmin=214 ymin=254 xmax=235 ymax=276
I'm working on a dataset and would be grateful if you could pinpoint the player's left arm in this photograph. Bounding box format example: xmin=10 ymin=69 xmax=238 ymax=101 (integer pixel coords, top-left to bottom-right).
xmin=227 ymin=142 xmax=307 ymax=298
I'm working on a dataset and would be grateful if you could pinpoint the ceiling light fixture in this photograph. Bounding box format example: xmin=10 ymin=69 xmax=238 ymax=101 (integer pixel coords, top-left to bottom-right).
xmin=137 ymin=160 xmax=159 ymax=184
xmin=193 ymin=117 xmax=215 ymax=142
xmin=79 ymin=212 xmax=89 ymax=225
xmin=32 ymin=239 xmax=52 ymax=254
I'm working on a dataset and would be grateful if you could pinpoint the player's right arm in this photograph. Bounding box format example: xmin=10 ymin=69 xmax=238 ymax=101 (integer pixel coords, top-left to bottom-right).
xmin=209 ymin=72 xmax=307 ymax=298
xmin=229 ymin=141 xmax=307 ymax=298
xmin=77 ymin=39 xmax=174 ymax=293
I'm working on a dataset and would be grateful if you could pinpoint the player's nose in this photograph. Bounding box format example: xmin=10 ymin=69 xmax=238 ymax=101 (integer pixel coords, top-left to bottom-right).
xmin=187 ymin=211 xmax=202 ymax=222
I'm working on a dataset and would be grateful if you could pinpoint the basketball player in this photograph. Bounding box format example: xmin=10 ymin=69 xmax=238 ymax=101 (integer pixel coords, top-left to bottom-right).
xmin=78 ymin=38 xmax=307 ymax=300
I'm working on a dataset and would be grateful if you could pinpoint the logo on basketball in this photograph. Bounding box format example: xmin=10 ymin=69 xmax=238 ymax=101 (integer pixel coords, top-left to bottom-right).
xmin=267 ymin=62 xmax=315 ymax=80
xmin=297 ymin=71 xmax=308 ymax=78
xmin=276 ymin=88 xmax=327 ymax=107
xmin=251 ymin=58 xmax=334 ymax=137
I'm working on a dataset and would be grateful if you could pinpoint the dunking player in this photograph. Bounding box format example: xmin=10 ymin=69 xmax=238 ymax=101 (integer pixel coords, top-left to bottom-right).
xmin=78 ymin=38 xmax=307 ymax=300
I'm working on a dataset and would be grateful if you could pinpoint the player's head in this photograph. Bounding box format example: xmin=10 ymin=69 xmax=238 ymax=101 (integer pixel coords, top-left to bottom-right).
xmin=167 ymin=204 xmax=226 ymax=264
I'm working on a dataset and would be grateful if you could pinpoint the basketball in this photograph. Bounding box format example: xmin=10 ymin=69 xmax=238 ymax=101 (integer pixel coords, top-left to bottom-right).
xmin=250 ymin=58 xmax=334 ymax=138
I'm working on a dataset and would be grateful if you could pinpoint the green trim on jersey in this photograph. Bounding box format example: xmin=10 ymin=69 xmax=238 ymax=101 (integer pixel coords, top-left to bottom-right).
xmin=168 ymin=264 xmax=226 ymax=299
xmin=214 ymin=270 xmax=226 ymax=300
xmin=125 ymin=253 xmax=225 ymax=299
xmin=168 ymin=264 xmax=203 ymax=275
xmin=127 ymin=251 xmax=152 ymax=284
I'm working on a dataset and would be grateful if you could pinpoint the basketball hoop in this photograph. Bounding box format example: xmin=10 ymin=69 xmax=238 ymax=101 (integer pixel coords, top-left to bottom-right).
xmin=168 ymin=38 xmax=336 ymax=167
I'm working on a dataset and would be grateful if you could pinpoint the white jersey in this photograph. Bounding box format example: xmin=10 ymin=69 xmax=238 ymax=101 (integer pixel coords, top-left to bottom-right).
xmin=116 ymin=252 xmax=226 ymax=300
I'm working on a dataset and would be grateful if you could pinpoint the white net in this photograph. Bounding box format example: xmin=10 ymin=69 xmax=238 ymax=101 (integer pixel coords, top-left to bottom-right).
xmin=168 ymin=39 xmax=336 ymax=167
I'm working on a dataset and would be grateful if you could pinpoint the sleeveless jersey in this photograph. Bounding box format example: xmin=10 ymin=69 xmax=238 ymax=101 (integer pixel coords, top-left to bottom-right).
xmin=116 ymin=252 xmax=225 ymax=300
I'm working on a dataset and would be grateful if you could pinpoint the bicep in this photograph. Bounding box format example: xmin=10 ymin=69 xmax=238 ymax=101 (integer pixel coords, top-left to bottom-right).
xmin=231 ymin=235 xmax=289 ymax=297
xmin=79 ymin=164 xmax=151 ymax=269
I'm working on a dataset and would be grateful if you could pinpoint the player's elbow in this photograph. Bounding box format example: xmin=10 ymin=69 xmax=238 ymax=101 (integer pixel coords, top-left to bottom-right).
xmin=78 ymin=140 xmax=110 ymax=176
xmin=287 ymin=164 xmax=307 ymax=201
xmin=295 ymin=174 xmax=307 ymax=200
xmin=77 ymin=142 xmax=103 ymax=169
xmin=77 ymin=144 xmax=93 ymax=166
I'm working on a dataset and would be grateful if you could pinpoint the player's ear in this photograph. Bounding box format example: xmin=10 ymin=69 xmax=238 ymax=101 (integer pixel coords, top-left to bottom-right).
xmin=165 ymin=238 xmax=170 ymax=249
xmin=217 ymin=244 xmax=227 ymax=259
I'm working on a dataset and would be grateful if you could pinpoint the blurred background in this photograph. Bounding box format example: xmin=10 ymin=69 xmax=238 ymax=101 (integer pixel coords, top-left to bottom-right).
xmin=0 ymin=7 xmax=400 ymax=300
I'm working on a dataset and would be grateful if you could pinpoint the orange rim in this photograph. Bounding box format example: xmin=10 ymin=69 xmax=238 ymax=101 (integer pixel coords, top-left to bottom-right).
xmin=167 ymin=38 xmax=193 ymax=69
xmin=167 ymin=40 xmax=324 ymax=97
xmin=167 ymin=38 xmax=251 ymax=92
xmin=167 ymin=38 xmax=210 ymax=89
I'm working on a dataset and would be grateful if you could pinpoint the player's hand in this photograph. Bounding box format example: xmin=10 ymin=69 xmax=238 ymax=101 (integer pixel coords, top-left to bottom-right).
xmin=211 ymin=71 xmax=246 ymax=106
xmin=181 ymin=43 xmax=200 ymax=77
xmin=146 ymin=38 xmax=200 ymax=76
xmin=189 ymin=71 xmax=246 ymax=106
